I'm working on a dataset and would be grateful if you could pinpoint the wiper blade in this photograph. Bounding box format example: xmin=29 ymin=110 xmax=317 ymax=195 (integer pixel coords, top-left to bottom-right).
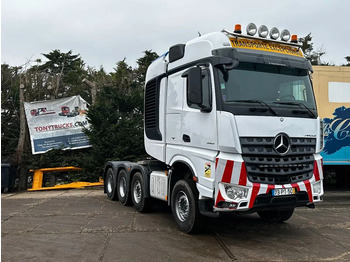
xmin=229 ymin=100 xmax=279 ymax=116
xmin=273 ymin=101 xmax=316 ymax=118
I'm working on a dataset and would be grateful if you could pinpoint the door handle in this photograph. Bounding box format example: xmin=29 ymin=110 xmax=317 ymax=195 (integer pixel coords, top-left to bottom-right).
xmin=182 ymin=134 xmax=191 ymax=143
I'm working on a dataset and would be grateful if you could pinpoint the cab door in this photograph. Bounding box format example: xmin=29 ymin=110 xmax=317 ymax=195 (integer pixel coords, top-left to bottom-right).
xmin=181 ymin=65 xmax=218 ymax=152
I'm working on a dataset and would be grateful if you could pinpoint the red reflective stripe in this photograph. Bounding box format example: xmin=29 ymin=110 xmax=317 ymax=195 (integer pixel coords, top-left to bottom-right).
xmin=249 ymin=183 xmax=260 ymax=208
xmin=304 ymin=180 xmax=313 ymax=203
xmin=314 ymin=160 xmax=320 ymax=181
xmin=215 ymin=190 xmax=225 ymax=207
xmin=215 ymin=158 xmax=219 ymax=169
xmin=239 ymin=162 xmax=247 ymax=186
xmin=266 ymin=184 xmax=275 ymax=194
xmin=222 ymin=160 xmax=234 ymax=183
xmin=291 ymin=183 xmax=300 ymax=192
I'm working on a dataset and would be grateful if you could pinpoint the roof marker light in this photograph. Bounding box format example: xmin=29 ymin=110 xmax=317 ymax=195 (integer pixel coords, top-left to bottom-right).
xmin=258 ymin=25 xmax=269 ymax=38
xmin=280 ymin=29 xmax=291 ymax=41
xmin=234 ymin=24 xmax=242 ymax=34
xmin=269 ymin=27 xmax=280 ymax=40
xmin=246 ymin=23 xmax=257 ymax=36
xmin=291 ymin=34 xmax=298 ymax=43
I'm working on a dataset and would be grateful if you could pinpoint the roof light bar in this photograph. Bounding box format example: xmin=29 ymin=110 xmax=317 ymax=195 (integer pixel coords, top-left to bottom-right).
xmin=222 ymin=23 xmax=302 ymax=47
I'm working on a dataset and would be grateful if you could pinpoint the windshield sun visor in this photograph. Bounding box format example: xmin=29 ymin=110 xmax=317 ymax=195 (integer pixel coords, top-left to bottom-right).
xmin=212 ymin=48 xmax=313 ymax=72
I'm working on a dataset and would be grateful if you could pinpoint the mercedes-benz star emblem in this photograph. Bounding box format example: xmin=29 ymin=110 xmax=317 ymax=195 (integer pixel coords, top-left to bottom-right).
xmin=274 ymin=133 xmax=291 ymax=155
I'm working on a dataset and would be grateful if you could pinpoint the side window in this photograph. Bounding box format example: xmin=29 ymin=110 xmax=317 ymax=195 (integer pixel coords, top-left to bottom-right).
xmin=188 ymin=69 xmax=212 ymax=109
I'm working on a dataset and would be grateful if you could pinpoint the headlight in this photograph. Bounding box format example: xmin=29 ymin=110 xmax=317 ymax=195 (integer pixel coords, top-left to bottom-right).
xmin=312 ymin=181 xmax=322 ymax=194
xmin=224 ymin=184 xmax=249 ymax=201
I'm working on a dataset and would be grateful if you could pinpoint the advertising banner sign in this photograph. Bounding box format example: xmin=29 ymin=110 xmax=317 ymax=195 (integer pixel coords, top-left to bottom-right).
xmin=24 ymin=95 xmax=91 ymax=154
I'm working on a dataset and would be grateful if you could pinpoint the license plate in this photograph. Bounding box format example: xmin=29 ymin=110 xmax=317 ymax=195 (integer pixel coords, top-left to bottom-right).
xmin=272 ymin=188 xmax=295 ymax=196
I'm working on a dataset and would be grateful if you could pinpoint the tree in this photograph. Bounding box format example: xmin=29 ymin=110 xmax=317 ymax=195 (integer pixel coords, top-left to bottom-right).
xmin=1 ymin=64 xmax=21 ymax=161
xmin=135 ymin=50 xmax=159 ymax=85
xmin=343 ymin=56 xmax=350 ymax=66
xmin=84 ymin=51 xmax=158 ymax=176
xmin=39 ymin=50 xmax=86 ymax=100
xmin=299 ymin=33 xmax=327 ymax=65
xmin=82 ymin=66 xmax=111 ymax=104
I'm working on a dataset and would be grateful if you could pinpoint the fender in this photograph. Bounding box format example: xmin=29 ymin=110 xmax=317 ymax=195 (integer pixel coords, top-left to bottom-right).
xmin=168 ymin=155 xmax=198 ymax=178
xmin=167 ymin=155 xmax=198 ymax=205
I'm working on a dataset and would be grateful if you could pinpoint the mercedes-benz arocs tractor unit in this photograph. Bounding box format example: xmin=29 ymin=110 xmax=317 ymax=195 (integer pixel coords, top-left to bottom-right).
xmin=104 ymin=23 xmax=324 ymax=233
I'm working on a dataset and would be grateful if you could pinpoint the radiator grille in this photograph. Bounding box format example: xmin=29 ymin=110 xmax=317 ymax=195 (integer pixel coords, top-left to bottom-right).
xmin=240 ymin=137 xmax=316 ymax=185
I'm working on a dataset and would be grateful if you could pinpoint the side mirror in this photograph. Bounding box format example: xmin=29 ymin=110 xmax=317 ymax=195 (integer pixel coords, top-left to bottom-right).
xmin=183 ymin=67 xmax=202 ymax=105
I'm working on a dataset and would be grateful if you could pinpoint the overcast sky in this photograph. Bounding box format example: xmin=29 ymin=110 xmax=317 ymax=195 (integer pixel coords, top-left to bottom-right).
xmin=2 ymin=0 xmax=349 ymax=72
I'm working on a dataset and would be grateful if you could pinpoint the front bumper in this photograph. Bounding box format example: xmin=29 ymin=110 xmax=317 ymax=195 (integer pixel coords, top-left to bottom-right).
xmin=214 ymin=156 xmax=324 ymax=212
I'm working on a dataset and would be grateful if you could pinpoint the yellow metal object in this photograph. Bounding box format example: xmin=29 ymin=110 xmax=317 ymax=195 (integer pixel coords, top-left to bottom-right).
xmin=229 ymin=38 xmax=304 ymax=57
xmin=28 ymin=166 xmax=103 ymax=191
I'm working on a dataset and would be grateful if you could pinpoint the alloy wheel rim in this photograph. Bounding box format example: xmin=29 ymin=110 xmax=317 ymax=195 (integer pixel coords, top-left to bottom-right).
xmin=175 ymin=191 xmax=189 ymax=222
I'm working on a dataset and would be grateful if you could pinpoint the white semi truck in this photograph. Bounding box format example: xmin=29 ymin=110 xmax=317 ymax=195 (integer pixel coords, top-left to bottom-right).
xmin=104 ymin=23 xmax=324 ymax=233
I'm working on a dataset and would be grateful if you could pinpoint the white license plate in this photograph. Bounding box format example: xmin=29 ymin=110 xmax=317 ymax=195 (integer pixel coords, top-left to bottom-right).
xmin=272 ymin=188 xmax=295 ymax=196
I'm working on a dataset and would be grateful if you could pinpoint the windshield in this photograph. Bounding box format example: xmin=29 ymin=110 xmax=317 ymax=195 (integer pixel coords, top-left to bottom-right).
xmin=218 ymin=62 xmax=317 ymax=117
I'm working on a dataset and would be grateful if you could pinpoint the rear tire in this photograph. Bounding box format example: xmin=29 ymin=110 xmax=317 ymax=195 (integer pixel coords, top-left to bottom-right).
xmin=171 ymin=179 xmax=201 ymax=233
xmin=131 ymin=172 xmax=151 ymax=212
xmin=257 ymin=208 xmax=294 ymax=222
xmin=106 ymin=168 xmax=118 ymax=201
xmin=117 ymin=169 xmax=131 ymax=206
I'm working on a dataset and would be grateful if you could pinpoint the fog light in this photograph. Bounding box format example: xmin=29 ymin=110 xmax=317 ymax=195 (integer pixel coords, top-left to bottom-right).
xmin=218 ymin=202 xmax=237 ymax=209
xmin=224 ymin=184 xmax=249 ymax=201
xmin=312 ymin=181 xmax=322 ymax=194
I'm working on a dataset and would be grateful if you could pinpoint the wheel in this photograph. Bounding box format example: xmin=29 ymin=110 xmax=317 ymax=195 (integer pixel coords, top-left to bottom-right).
xmin=106 ymin=168 xmax=118 ymax=201
xmin=131 ymin=172 xmax=151 ymax=212
xmin=257 ymin=208 xmax=294 ymax=222
xmin=171 ymin=179 xmax=201 ymax=233
xmin=117 ymin=169 xmax=131 ymax=206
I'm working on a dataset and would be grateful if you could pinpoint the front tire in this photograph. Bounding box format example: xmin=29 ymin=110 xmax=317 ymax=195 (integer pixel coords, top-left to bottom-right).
xmin=131 ymin=172 xmax=151 ymax=212
xmin=171 ymin=179 xmax=200 ymax=233
xmin=117 ymin=169 xmax=131 ymax=206
xmin=257 ymin=208 xmax=294 ymax=222
xmin=106 ymin=168 xmax=118 ymax=201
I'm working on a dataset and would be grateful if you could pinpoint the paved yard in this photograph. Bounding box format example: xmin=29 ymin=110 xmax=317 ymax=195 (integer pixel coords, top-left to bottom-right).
xmin=2 ymin=188 xmax=350 ymax=261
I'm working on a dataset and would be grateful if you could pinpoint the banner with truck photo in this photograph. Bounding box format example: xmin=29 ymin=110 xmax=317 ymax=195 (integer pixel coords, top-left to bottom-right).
xmin=24 ymin=95 xmax=91 ymax=154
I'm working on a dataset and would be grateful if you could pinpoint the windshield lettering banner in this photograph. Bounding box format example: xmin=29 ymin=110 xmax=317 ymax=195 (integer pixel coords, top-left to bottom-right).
xmin=24 ymin=95 xmax=91 ymax=154
xmin=230 ymin=38 xmax=304 ymax=57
